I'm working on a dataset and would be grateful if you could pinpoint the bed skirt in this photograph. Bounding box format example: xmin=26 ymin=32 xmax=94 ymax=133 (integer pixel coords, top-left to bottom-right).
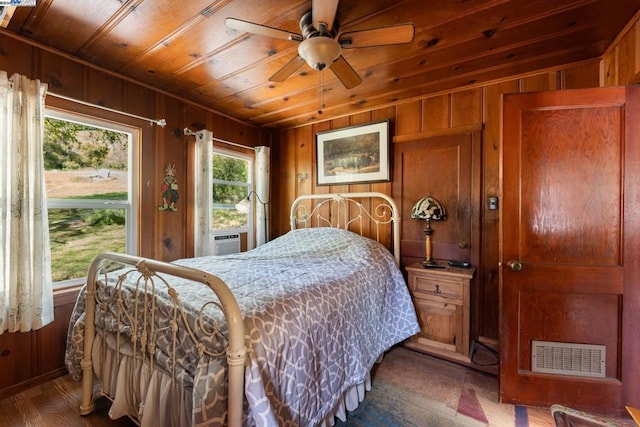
xmin=91 ymin=332 xmax=193 ymax=426
xmin=90 ymin=332 xmax=373 ymax=427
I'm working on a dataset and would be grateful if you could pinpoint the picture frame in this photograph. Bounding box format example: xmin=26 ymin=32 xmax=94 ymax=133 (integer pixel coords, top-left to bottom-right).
xmin=316 ymin=120 xmax=390 ymax=186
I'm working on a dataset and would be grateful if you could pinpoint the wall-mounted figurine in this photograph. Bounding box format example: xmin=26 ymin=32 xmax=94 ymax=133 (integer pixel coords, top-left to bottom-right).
xmin=159 ymin=164 xmax=179 ymax=211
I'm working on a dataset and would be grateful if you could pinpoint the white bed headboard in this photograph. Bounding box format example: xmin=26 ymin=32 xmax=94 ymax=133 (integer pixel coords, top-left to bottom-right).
xmin=289 ymin=192 xmax=401 ymax=264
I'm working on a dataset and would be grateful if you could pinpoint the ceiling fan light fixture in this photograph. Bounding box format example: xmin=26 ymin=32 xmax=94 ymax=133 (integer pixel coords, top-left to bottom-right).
xmin=298 ymin=37 xmax=341 ymax=71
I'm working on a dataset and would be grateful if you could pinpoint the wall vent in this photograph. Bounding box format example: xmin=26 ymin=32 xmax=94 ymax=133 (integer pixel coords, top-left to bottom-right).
xmin=211 ymin=233 xmax=240 ymax=256
xmin=531 ymin=340 xmax=605 ymax=378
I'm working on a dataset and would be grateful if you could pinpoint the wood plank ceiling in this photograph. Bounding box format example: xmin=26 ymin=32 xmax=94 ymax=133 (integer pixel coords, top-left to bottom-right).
xmin=3 ymin=0 xmax=639 ymax=129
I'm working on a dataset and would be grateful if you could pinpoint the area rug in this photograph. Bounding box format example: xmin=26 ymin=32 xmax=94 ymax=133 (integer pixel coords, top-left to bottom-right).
xmin=336 ymin=346 xmax=542 ymax=427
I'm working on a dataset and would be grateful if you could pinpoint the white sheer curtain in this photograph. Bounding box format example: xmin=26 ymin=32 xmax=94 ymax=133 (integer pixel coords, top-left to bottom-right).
xmin=193 ymin=130 xmax=213 ymax=257
xmin=0 ymin=71 xmax=54 ymax=334
xmin=255 ymin=146 xmax=270 ymax=246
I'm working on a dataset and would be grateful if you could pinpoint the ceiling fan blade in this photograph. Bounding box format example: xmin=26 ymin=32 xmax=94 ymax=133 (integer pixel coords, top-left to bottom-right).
xmin=339 ymin=23 xmax=415 ymax=48
xmin=269 ymin=55 xmax=306 ymax=82
xmin=226 ymin=18 xmax=302 ymax=42
xmin=312 ymin=0 xmax=339 ymax=33
xmin=330 ymin=55 xmax=362 ymax=89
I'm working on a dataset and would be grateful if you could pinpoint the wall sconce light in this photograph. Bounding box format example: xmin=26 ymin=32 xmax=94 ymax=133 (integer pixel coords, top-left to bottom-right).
xmin=411 ymin=195 xmax=446 ymax=267
xmin=235 ymin=191 xmax=269 ymax=245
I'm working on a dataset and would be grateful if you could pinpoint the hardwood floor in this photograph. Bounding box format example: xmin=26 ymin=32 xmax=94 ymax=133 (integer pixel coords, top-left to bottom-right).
xmin=0 ymin=344 xmax=542 ymax=427
xmin=2 ymin=345 xmax=629 ymax=427
xmin=0 ymin=374 xmax=135 ymax=427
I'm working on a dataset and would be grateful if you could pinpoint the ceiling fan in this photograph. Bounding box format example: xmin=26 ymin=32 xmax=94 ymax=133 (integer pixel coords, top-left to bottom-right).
xmin=225 ymin=0 xmax=415 ymax=89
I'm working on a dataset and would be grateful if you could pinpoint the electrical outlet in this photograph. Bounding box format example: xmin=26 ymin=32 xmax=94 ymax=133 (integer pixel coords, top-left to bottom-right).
xmin=488 ymin=196 xmax=498 ymax=210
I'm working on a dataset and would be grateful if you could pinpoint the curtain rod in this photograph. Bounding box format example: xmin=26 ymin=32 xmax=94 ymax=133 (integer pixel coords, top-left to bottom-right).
xmin=214 ymin=136 xmax=256 ymax=151
xmin=183 ymin=128 xmax=256 ymax=151
xmin=47 ymin=92 xmax=166 ymax=127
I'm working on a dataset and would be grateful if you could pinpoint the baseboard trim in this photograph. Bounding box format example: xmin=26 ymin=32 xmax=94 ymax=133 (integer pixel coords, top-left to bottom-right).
xmin=0 ymin=367 xmax=67 ymax=401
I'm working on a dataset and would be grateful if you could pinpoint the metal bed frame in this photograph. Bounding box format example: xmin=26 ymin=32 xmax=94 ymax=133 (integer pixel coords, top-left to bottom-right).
xmin=77 ymin=192 xmax=400 ymax=426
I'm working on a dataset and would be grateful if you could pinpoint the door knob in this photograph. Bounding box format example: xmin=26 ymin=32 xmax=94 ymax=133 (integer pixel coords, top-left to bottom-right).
xmin=506 ymin=259 xmax=523 ymax=272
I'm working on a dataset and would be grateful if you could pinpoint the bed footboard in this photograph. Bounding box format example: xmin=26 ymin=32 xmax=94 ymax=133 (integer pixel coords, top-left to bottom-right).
xmin=78 ymin=251 xmax=246 ymax=427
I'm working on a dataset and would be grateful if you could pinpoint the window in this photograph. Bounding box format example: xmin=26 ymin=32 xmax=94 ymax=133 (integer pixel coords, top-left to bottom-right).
xmin=44 ymin=110 xmax=138 ymax=286
xmin=212 ymin=149 xmax=252 ymax=232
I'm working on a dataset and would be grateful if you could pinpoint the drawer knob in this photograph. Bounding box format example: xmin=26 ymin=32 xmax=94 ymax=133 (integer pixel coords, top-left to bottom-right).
xmin=1 ymin=348 xmax=9 ymax=357
xmin=434 ymin=284 xmax=441 ymax=294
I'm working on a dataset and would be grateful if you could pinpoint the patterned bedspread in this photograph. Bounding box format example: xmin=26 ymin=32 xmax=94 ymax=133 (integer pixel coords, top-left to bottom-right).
xmin=65 ymin=227 xmax=419 ymax=426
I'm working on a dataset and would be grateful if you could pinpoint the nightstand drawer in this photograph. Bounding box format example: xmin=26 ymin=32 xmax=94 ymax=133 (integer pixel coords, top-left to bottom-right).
xmin=411 ymin=276 xmax=463 ymax=301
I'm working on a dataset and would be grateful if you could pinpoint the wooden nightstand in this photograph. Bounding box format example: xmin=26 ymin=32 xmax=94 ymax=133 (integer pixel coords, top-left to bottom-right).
xmin=405 ymin=262 xmax=475 ymax=364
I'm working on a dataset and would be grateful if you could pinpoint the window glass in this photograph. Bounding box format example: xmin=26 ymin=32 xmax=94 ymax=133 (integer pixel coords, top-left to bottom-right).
xmin=212 ymin=151 xmax=251 ymax=231
xmin=44 ymin=112 xmax=137 ymax=285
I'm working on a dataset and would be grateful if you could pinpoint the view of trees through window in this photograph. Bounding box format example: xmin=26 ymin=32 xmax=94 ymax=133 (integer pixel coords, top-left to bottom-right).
xmin=212 ymin=152 xmax=250 ymax=230
xmin=44 ymin=116 xmax=132 ymax=283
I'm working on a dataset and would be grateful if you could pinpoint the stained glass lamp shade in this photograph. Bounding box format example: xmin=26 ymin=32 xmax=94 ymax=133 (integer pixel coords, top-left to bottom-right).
xmin=411 ymin=195 xmax=446 ymax=266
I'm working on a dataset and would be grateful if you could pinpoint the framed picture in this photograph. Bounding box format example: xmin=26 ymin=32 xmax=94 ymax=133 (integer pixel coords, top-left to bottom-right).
xmin=316 ymin=120 xmax=390 ymax=186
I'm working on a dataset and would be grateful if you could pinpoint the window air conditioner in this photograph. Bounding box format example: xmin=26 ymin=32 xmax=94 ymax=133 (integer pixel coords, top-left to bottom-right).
xmin=211 ymin=233 xmax=241 ymax=256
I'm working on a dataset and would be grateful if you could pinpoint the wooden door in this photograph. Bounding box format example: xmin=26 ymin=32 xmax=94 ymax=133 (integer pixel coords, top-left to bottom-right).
xmin=393 ymin=131 xmax=481 ymax=270
xmin=500 ymin=86 xmax=640 ymax=413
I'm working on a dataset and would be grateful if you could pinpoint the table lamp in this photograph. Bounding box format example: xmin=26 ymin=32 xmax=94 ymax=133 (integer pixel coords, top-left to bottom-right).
xmin=411 ymin=195 xmax=446 ymax=267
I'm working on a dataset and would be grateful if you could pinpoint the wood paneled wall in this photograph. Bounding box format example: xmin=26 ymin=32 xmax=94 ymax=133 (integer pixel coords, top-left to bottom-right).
xmin=0 ymin=31 xmax=270 ymax=263
xmin=272 ymin=15 xmax=640 ymax=342
xmin=0 ymin=31 xmax=269 ymax=398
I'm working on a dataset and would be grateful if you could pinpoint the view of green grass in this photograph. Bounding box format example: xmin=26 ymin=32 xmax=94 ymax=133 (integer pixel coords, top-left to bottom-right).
xmin=49 ymin=198 xmax=246 ymax=282
xmin=213 ymin=207 xmax=247 ymax=229
xmin=48 ymin=195 xmax=126 ymax=282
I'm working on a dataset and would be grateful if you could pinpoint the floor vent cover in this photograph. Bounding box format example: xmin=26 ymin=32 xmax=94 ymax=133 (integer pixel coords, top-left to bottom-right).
xmin=531 ymin=340 xmax=605 ymax=378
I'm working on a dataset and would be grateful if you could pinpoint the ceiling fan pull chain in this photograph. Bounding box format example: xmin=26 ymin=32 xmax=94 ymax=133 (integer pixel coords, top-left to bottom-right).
xmin=318 ymin=70 xmax=324 ymax=115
